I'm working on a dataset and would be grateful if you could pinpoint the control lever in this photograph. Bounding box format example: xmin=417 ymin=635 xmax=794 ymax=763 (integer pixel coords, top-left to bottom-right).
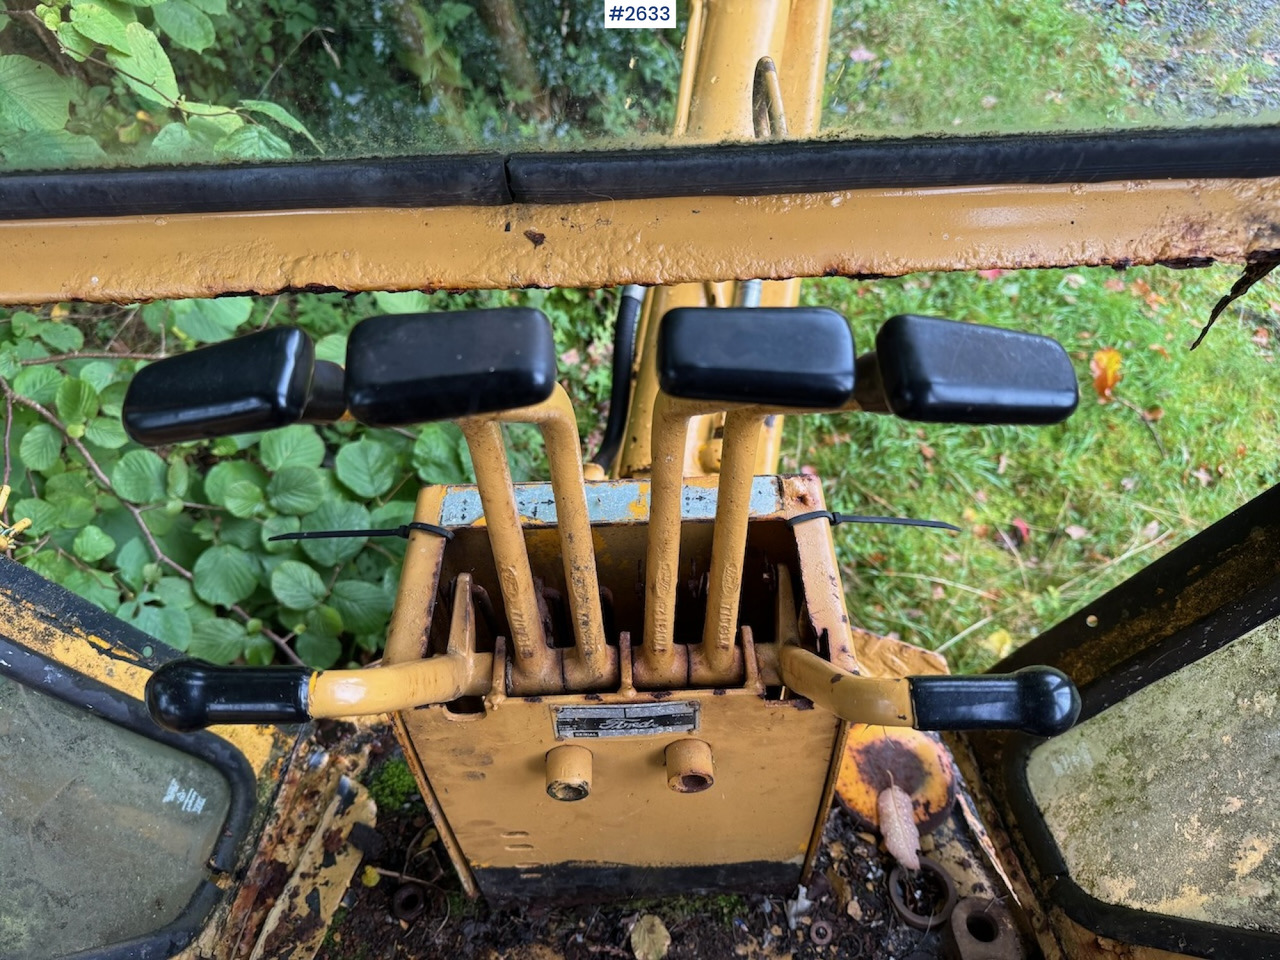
xmin=347 ymin=309 xmax=609 ymax=694
xmin=653 ymin=306 xmax=856 ymax=686
xmin=638 ymin=306 xmax=855 ymax=687
xmin=763 ymin=567 xmax=1079 ymax=737
xmin=854 ymin=314 xmax=1078 ymax=424
xmin=122 ymin=326 xmax=345 ymax=445
xmin=148 ymin=574 xmax=491 ymax=731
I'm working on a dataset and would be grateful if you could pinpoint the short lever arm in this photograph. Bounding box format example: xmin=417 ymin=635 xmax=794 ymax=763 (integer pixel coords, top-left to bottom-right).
xmin=772 ymin=644 xmax=1080 ymax=737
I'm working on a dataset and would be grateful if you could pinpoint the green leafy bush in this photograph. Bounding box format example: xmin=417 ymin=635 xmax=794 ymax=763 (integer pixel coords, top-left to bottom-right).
xmin=0 ymin=288 xmax=620 ymax=669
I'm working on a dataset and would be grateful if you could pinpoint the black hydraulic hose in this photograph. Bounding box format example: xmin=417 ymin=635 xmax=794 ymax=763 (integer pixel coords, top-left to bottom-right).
xmin=591 ymin=285 xmax=644 ymax=471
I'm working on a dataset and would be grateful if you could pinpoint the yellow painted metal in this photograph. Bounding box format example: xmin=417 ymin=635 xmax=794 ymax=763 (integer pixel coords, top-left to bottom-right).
xmin=759 ymin=566 xmax=916 ymax=726
xmin=381 ymin=473 xmax=856 ymax=892
xmin=308 ymin=574 xmax=491 ymax=718
xmin=638 ymin=392 xmax=735 ymax=687
xmin=488 ymin=386 xmax=613 ymax=690
xmin=457 ymin=417 xmax=556 ymax=687
xmin=664 ymin=738 xmax=716 ymax=793
xmin=620 ymin=283 xmax=707 ymax=479
xmin=545 ymin=744 xmax=593 ymax=801
xmin=694 ymin=408 xmax=765 ymax=683
xmin=5 ymin=178 xmax=1279 ymax=306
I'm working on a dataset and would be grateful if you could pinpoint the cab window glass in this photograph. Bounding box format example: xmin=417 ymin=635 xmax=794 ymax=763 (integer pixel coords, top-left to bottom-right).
xmin=0 ymin=672 xmax=231 ymax=959
xmin=0 ymin=2 xmax=1276 ymax=172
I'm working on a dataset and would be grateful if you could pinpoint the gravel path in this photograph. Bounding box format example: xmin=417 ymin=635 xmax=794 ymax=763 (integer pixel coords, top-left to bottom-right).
xmin=1085 ymin=0 xmax=1280 ymax=121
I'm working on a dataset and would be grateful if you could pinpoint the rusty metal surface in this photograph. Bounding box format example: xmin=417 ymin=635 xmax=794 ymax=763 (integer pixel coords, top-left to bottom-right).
xmin=180 ymin=721 xmax=380 ymax=960
xmin=3 ymin=178 xmax=1280 ymax=305
xmin=248 ymin=777 xmax=376 ymax=960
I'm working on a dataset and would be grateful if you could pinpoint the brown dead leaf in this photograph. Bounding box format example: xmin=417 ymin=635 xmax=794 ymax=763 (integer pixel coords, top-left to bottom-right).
xmin=846 ymin=899 xmax=863 ymax=921
xmin=631 ymin=914 xmax=671 ymax=960
xmin=877 ymin=784 xmax=920 ymax=871
xmin=826 ymin=867 xmax=852 ymax=912
xmin=996 ymin=453 xmax=1008 ymax=475
xmin=1254 ymin=328 xmax=1271 ymax=348
xmin=1090 ymin=348 xmax=1123 ymax=401
xmin=1064 ymin=524 xmax=1090 ymax=541
xmin=919 ymin=443 xmax=935 ymax=460
xmin=1104 ymin=277 xmax=1127 ymax=292
xmin=1149 ymin=343 xmax=1171 ymax=359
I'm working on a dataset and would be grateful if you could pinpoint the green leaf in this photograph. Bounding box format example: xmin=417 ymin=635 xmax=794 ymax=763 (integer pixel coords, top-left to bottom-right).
xmin=170 ymin=297 xmax=253 ymax=343
xmin=180 ymin=99 xmax=243 ymax=136
xmin=188 ymin=618 xmax=246 ymax=664
xmin=373 ymin=291 xmax=434 ymax=314
xmin=223 ymin=479 xmax=265 ymax=518
xmin=335 ymin=438 xmax=397 ymax=498
xmin=267 ymin=465 xmax=324 ymax=515
xmin=85 ymin=416 xmax=129 ymax=449
xmin=261 ymin=424 xmax=325 ymax=472
xmin=0 ymin=127 xmax=106 ymax=169
xmin=261 ymin=514 xmax=300 ymax=553
xmin=166 ymin=457 xmax=189 ymax=498
xmin=12 ymin=498 xmax=59 ymax=536
xmin=12 ymin=365 xmax=61 ymax=404
xmin=18 ymin=423 xmax=61 ymax=472
xmin=314 ymin=333 xmax=347 ymax=365
xmin=0 ymin=346 xmax=19 ymax=379
xmin=295 ymin=631 xmax=341 ymax=669
xmin=152 ymin=0 xmax=214 ymax=52
xmin=154 ymin=575 xmax=194 ymax=608
xmin=192 ymin=543 xmax=257 ymax=606
xmin=114 ymin=536 xmax=150 ymax=588
xmin=413 ymin=422 xmax=472 ymax=483
xmin=243 ymin=633 xmax=275 ymax=665
xmin=78 ymin=361 xmax=117 ymax=393
xmin=185 ymin=0 xmax=226 ymax=13
xmin=125 ymin=603 xmax=192 ymax=651
xmin=271 ymin=560 xmax=327 ymax=611
xmin=55 ymin=22 xmax=95 ymax=62
xmin=205 ymin=460 xmax=266 ymax=506
xmin=36 ymin=320 xmax=83 ymax=352
xmin=237 ymin=99 xmax=321 ymax=150
xmin=55 ymin=496 xmax=96 ymax=529
xmin=56 ymin=377 xmax=99 ymax=425
xmin=70 ymin=2 xmax=135 ymax=53
xmin=0 ymin=56 xmax=71 ymax=132
xmin=330 ymin=580 xmax=392 ymax=635
xmin=147 ymin=121 xmax=212 ymax=162
xmin=300 ymin=500 xmax=370 ymax=566
xmin=73 ymin=525 xmax=116 ymax=562
xmin=106 ymin=22 xmax=178 ymax=107
xmin=64 ymin=567 xmax=121 ymax=612
xmin=215 ymin=124 xmax=292 ymax=160
xmin=111 ymin=449 xmax=167 ymax=502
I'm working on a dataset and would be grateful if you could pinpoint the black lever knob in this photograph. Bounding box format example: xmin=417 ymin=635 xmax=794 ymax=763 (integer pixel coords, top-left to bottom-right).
xmin=146 ymin=659 xmax=312 ymax=732
xmin=123 ymin=326 xmax=341 ymax=445
xmin=861 ymin=314 xmax=1078 ymax=426
xmin=908 ymin=666 xmax=1080 ymax=737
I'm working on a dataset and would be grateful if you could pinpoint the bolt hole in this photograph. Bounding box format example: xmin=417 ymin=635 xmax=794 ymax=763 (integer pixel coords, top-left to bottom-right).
xmin=1085 ymin=614 xmax=1099 ymax=628
xmin=547 ymin=781 xmax=589 ymax=802
xmin=966 ymin=913 xmax=999 ymax=943
xmin=391 ymin=883 xmax=427 ymax=921
xmin=142 ymin=645 xmax=154 ymax=658
xmin=677 ymin=773 xmax=712 ymax=793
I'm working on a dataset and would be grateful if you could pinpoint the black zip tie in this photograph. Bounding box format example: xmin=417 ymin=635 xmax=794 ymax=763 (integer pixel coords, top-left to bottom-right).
xmin=786 ymin=510 xmax=960 ymax=533
xmin=269 ymin=522 xmax=454 ymax=542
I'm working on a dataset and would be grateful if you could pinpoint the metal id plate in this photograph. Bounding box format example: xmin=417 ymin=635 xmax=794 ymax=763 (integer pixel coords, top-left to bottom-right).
xmin=553 ymin=701 xmax=699 ymax=740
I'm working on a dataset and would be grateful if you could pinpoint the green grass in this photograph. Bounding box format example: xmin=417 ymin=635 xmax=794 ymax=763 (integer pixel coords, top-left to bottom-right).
xmin=822 ymin=0 xmax=1137 ymax=135
xmin=788 ymin=266 xmax=1280 ymax=672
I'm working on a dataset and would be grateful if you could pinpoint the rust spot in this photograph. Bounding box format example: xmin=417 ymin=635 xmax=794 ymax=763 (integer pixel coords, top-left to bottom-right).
xmin=712 ymin=688 xmax=726 ymax=696
xmin=524 ymin=229 xmax=546 ymax=247
xmin=853 ymin=738 xmax=928 ymax=794
xmin=584 ymin=693 xmax=603 ymax=702
xmin=321 ymin=829 xmax=345 ymax=855
xmin=651 ymin=690 xmax=672 ymax=700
